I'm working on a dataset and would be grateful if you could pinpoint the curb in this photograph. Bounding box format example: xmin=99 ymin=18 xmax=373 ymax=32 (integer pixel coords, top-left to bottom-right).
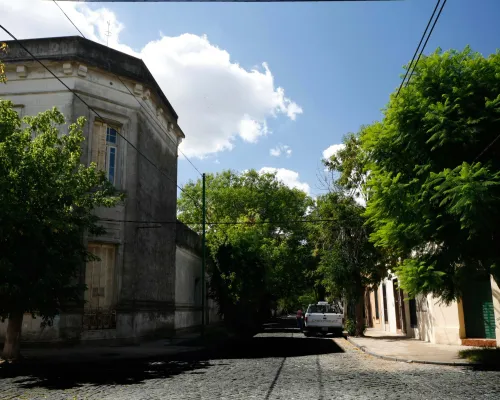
xmin=345 ymin=336 xmax=476 ymax=367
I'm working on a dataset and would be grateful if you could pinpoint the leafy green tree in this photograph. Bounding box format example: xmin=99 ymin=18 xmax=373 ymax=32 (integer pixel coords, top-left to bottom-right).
xmin=323 ymin=131 xmax=369 ymax=203
xmin=178 ymin=169 xmax=315 ymax=333
xmin=0 ymin=101 xmax=121 ymax=360
xmin=362 ymin=47 xmax=500 ymax=302
xmin=310 ymin=192 xmax=384 ymax=335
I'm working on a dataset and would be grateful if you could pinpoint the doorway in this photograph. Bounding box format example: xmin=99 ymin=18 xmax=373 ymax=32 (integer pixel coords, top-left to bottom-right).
xmin=393 ymin=279 xmax=407 ymax=334
xmin=462 ymin=276 xmax=496 ymax=339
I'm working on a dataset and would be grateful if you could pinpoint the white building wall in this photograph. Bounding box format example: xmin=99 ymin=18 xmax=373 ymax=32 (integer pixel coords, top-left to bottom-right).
xmin=175 ymin=246 xmax=202 ymax=330
xmin=381 ymin=278 xmax=398 ymax=334
xmin=428 ymin=296 xmax=462 ymax=345
xmin=388 ymin=279 xmax=399 ymax=334
xmin=402 ymin=293 xmax=462 ymax=345
xmin=174 ymin=244 xmax=221 ymax=332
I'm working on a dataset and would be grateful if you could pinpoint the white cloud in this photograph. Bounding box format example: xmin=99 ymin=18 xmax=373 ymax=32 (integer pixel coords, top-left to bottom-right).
xmin=322 ymin=143 xmax=345 ymax=160
xmin=239 ymin=117 xmax=269 ymax=143
xmin=258 ymin=167 xmax=310 ymax=195
xmin=270 ymin=144 xmax=292 ymax=157
xmin=270 ymin=147 xmax=281 ymax=157
xmin=1 ymin=0 xmax=303 ymax=158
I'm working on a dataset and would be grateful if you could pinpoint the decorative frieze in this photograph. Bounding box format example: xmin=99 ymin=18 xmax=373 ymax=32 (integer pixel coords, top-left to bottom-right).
xmin=63 ymin=62 xmax=73 ymax=75
xmin=142 ymin=89 xmax=151 ymax=101
xmin=134 ymin=83 xmax=143 ymax=95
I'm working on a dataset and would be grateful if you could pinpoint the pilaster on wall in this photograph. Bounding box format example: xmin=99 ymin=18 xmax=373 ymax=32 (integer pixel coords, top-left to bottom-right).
xmin=457 ymin=299 xmax=466 ymax=340
xmin=491 ymin=276 xmax=500 ymax=347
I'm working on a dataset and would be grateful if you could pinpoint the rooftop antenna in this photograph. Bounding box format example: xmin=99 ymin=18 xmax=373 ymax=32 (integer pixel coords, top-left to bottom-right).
xmin=105 ymin=21 xmax=111 ymax=47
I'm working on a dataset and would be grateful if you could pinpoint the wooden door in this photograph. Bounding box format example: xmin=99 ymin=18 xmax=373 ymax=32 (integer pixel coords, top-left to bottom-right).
xmin=462 ymin=276 xmax=495 ymax=339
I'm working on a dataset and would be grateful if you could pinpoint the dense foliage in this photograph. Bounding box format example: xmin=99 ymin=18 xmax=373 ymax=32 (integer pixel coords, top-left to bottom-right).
xmin=309 ymin=191 xmax=384 ymax=335
xmin=178 ymin=170 xmax=316 ymax=333
xmin=362 ymin=47 xmax=500 ymax=302
xmin=0 ymin=102 xmax=121 ymax=358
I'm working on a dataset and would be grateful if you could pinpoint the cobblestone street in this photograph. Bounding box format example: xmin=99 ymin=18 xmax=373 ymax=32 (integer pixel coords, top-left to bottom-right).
xmin=1 ymin=327 xmax=499 ymax=400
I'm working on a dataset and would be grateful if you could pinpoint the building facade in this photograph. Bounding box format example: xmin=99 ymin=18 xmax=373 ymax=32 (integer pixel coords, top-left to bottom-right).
xmin=367 ymin=273 xmax=500 ymax=347
xmin=0 ymin=36 xmax=219 ymax=344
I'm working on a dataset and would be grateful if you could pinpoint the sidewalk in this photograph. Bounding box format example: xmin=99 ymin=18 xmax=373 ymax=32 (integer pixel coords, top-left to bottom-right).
xmin=347 ymin=328 xmax=475 ymax=366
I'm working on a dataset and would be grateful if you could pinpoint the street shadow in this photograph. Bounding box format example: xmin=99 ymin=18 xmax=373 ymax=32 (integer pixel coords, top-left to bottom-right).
xmin=0 ymin=354 xmax=215 ymax=390
xmin=0 ymin=318 xmax=343 ymax=390
xmin=204 ymin=336 xmax=344 ymax=359
xmin=261 ymin=327 xmax=302 ymax=334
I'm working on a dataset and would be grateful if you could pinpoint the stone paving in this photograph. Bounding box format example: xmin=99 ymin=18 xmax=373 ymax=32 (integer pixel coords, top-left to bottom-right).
xmin=0 ymin=329 xmax=499 ymax=400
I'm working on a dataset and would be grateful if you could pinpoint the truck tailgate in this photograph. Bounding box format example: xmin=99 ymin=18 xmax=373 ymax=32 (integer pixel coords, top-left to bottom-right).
xmin=307 ymin=313 xmax=343 ymax=327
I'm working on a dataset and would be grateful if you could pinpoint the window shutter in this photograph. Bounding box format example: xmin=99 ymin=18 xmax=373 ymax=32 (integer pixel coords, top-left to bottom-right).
xmin=91 ymin=121 xmax=107 ymax=170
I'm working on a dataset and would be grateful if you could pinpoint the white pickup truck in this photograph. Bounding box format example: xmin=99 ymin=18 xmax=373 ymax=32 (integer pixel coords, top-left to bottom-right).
xmin=303 ymin=301 xmax=344 ymax=337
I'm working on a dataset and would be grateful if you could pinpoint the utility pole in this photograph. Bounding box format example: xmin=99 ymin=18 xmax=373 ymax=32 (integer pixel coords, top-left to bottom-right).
xmin=201 ymin=173 xmax=206 ymax=336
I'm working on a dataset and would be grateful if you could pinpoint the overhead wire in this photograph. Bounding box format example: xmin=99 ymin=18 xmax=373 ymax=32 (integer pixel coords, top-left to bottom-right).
xmin=394 ymin=0 xmax=500 ymax=163
xmin=0 ymin=24 xmax=203 ymax=211
xmin=404 ymin=0 xmax=448 ymax=89
xmin=474 ymin=131 xmax=500 ymax=162
xmin=396 ymin=0 xmax=442 ymax=97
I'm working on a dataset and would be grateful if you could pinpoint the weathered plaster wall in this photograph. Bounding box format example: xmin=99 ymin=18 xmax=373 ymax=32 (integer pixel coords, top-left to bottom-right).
xmin=408 ymin=294 xmax=461 ymax=345
xmin=175 ymin=246 xmax=203 ymax=330
xmin=175 ymin=221 xmax=220 ymax=331
xmin=115 ymin=110 xmax=178 ymax=338
xmin=428 ymin=297 xmax=461 ymax=345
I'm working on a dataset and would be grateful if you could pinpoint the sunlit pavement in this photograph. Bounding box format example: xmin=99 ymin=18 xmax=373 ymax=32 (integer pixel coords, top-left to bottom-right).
xmin=1 ymin=323 xmax=499 ymax=399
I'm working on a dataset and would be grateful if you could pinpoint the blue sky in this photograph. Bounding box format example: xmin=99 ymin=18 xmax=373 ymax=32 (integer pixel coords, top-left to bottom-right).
xmin=4 ymin=0 xmax=500 ymax=198
xmin=110 ymin=0 xmax=500 ymax=196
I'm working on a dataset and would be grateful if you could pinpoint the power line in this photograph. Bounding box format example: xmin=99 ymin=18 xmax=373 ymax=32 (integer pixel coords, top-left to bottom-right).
xmin=396 ymin=0 xmax=442 ymax=97
xmin=404 ymin=0 xmax=447 ymax=89
xmin=474 ymin=133 xmax=500 ymax=162
xmin=52 ymin=0 xmax=204 ymax=177
xmin=0 ymin=24 xmax=202 ymax=210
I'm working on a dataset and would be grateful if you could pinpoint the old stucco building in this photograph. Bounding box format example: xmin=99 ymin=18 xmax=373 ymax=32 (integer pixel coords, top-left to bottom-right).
xmin=0 ymin=36 xmax=219 ymax=344
xmin=366 ymin=272 xmax=500 ymax=347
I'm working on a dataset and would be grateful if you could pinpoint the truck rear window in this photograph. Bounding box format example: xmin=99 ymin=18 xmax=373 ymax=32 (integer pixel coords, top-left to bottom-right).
xmin=307 ymin=304 xmax=342 ymax=314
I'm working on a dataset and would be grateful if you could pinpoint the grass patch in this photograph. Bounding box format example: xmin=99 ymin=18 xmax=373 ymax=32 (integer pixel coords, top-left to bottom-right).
xmin=458 ymin=348 xmax=500 ymax=366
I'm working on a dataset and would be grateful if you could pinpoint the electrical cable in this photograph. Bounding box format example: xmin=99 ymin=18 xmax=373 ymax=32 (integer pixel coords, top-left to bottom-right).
xmin=404 ymin=0 xmax=447 ymax=89
xmin=396 ymin=0 xmax=442 ymax=97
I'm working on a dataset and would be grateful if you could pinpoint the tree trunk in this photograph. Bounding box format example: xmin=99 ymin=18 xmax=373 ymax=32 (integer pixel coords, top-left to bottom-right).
xmin=317 ymin=285 xmax=326 ymax=301
xmin=355 ymin=295 xmax=365 ymax=336
xmin=364 ymin=289 xmax=373 ymax=328
xmin=1 ymin=311 xmax=23 ymax=360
